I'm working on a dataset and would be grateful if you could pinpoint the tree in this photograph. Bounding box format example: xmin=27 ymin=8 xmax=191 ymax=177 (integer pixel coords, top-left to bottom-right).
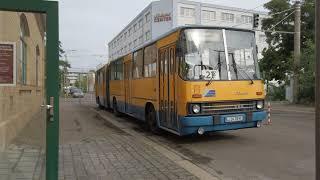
xmin=58 ymin=41 xmax=71 ymax=92
xmin=299 ymin=40 xmax=315 ymax=103
xmin=260 ymin=0 xmax=315 ymax=103
xmin=260 ymin=0 xmax=295 ymax=83
xmin=59 ymin=41 xmax=65 ymax=58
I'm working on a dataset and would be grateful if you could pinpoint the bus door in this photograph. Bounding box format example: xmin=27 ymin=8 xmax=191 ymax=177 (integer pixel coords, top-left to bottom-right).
xmin=169 ymin=46 xmax=178 ymax=130
xmin=159 ymin=45 xmax=177 ymax=130
xmin=124 ymin=61 xmax=132 ymax=113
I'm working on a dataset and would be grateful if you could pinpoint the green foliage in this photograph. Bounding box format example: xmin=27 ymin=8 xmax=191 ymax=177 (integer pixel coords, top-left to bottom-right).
xmin=59 ymin=41 xmax=65 ymax=58
xmin=260 ymin=0 xmax=294 ymax=83
xmin=58 ymin=42 xmax=71 ymax=91
xmin=260 ymin=47 xmax=293 ymax=83
xmin=298 ymin=40 xmax=315 ymax=103
xmin=260 ymin=0 xmax=315 ymax=84
xmin=260 ymin=0 xmax=315 ymax=103
xmin=267 ymin=84 xmax=286 ymax=101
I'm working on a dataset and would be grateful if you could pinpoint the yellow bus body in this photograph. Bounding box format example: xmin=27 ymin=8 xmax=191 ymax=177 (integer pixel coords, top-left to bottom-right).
xmin=96 ymin=27 xmax=267 ymax=136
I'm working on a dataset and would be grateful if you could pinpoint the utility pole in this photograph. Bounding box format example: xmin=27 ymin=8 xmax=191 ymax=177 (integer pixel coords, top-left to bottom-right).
xmin=293 ymin=1 xmax=301 ymax=104
xmin=315 ymin=0 xmax=320 ymax=178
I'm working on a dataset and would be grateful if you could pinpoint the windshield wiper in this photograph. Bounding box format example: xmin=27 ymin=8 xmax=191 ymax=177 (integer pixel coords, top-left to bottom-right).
xmin=206 ymin=50 xmax=223 ymax=86
xmin=230 ymin=58 xmax=254 ymax=85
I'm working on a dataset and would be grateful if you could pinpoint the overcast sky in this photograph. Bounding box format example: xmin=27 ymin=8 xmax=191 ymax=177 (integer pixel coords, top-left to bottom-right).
xmin=58 ymin=0 xmax=270 ymax=71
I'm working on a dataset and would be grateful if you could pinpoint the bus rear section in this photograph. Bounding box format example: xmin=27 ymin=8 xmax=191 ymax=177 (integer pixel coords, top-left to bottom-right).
xmin=95 ymin=65 xmax=110 ymax=108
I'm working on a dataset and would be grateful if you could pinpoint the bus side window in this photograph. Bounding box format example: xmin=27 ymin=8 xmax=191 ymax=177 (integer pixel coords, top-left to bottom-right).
xmin=170 ymin=48 xmax=174 ymax=74
xmin=159 ymin=51 xmax=163 ymax=75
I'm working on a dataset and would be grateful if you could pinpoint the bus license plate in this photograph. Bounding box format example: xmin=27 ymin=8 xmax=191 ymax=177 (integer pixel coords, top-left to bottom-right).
xmin=225 ymin=115 xmax=244 ymax=123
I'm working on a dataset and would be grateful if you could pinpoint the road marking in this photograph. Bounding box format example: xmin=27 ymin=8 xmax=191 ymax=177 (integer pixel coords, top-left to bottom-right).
xmin=94 ymin=109 xmax=220 ymax=180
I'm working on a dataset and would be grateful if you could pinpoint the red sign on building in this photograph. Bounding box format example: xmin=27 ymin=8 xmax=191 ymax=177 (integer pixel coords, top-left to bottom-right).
xmin=154 ymin=13 xmax=172 ymax=23
xmin=0 ymin=43 xmax=15 ymax=85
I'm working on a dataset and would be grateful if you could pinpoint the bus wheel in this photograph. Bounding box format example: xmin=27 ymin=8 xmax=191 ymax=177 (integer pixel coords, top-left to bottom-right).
xmin=113 ymin=99 xmax=121 ymax=117
xmin=147 ymin=106 xmax=161 ymax=134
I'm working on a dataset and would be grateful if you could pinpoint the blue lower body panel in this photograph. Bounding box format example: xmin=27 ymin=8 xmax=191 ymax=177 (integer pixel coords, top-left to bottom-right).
xmin=179 ymin=111 xmax=267 ymax=136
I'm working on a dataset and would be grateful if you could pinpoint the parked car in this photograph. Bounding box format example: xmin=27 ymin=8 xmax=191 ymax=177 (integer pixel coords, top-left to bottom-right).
xmin=71 ymin=89 xmax=84 ymax=98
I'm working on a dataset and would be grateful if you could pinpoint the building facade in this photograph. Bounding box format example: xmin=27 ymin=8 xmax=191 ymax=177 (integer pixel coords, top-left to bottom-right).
xmin=108 ymin=0 xmax=268 ymax=60
xmin=0 ymin=11 xmax=46 ymax=150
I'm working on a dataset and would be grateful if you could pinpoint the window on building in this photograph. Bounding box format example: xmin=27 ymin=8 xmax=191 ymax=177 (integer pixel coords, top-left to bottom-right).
xmin=138 ymin=19 xmax=143 ymax=28
xmin=180 ymin=7 xmax=195 ymax=18
xmin=221 ymin=12 xmax=235 ymax=22
xmin=129 ymin=27 xmax=132 ymax=35
xmin=134 ymin=39 xmax=138 ymax=47
xmin=241 ymin=15 xmax=253 ymax=24
xmin=124 ymin=32 xmax=128 ymax=38
xmin=134 ymin=23 xmax=137 ymax=31
xmin=139 ymin=36 xmax=143 ymax=45
xmin=36 ymin=46 xmax=40 ymax=86
xmin=133 ymin=49 xmax=143 ymax=79
xmin=129 ymin=42 xmax=132 ymax=49
xmin=20 ymin=13 xmax=29 ymax=85
xmin=202 ymin=10 xmax=216 ymax=20
xmin=145 ymin=12 xmax=151 ymax=23
xmin=145 ymin=31 xmax=151 ymax=41
xmin=144 ymin=44 xmax=157 ymax=77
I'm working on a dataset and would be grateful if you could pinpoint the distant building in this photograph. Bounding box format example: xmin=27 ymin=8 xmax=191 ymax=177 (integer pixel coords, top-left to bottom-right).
xmin=108 ymin=0 xmax=268 ymax=60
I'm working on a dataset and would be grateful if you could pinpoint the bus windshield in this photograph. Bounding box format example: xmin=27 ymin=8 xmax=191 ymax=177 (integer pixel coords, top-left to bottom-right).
xmin=180 ymin=29 xmax=261 ymax=81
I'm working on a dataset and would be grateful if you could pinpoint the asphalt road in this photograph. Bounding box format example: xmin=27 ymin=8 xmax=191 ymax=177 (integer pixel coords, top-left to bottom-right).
xmin=60 ymin=96 xmax=315 ymax=180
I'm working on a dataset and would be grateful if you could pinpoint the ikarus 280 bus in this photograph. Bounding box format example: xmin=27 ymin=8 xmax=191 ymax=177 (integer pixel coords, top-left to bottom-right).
xmin=95 ymin=26 xmax=267 ymax=136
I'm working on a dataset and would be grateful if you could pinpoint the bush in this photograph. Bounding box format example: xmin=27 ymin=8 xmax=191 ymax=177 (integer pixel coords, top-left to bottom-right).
xmin=267 ymin=84 xmax=286 ymax=101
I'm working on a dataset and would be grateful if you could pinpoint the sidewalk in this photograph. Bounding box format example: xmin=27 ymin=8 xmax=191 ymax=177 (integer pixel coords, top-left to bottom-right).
xmin=269 ymin=101 xmax=314 ymax=113
xmin=59 ymin=97 xmax=204 ymax=180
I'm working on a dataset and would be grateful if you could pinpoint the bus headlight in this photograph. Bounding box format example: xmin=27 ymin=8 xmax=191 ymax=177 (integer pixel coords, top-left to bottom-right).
xmin=256 ymin=101 xmax=264 ymax=109
xmin=192 ymin=104 xmax=201 ymax=114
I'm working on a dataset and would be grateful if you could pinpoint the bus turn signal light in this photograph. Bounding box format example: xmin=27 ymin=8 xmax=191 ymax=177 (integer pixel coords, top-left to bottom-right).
xmin=256 ymin=92 xmax=263 ymax=96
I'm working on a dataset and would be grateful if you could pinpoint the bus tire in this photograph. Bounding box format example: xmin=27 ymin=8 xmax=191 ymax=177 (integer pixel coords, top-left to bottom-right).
xmin=113 ymin=98 xmax=121 ymax=117
xmin=147 ymin=106 xmax=161 ymax=134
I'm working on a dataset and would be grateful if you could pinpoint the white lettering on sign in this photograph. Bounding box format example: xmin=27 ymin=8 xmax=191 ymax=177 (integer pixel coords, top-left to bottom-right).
xmin=154 ymin=13 xmax=172 ymax=23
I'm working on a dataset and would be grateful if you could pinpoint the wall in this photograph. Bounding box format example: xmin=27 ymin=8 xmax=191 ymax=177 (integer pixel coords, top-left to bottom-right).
xmin=151 ymin=0 xmax=174 ymax=40
xmin=0 ymin=11 xmax=45 ymax=151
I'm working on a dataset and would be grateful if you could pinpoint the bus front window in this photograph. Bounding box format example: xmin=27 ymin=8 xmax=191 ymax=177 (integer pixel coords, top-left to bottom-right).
xmin=225 ymin=30 xmax=261 ymax=80
xmin=180 ymin=29 xmax=261 ymax=81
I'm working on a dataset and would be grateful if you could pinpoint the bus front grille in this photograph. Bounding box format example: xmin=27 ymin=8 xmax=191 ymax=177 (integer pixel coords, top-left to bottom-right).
xmin=201 ymin=101 xmax=256 ymax=114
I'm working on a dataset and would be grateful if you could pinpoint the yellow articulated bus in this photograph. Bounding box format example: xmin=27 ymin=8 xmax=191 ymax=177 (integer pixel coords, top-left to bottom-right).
xmin=96 ymin=26 xmax=267 ymax=136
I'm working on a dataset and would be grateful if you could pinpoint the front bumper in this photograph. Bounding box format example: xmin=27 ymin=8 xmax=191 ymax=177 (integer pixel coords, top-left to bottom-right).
xmin=179 ymin=111 xmax=267 ymax=136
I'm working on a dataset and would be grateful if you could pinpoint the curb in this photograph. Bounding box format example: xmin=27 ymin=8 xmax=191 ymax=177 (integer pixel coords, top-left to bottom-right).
xmin=271 ymin=108 xmax=314 ymax=114
xmin=93 ymin=108 xmax=220 ymax=180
